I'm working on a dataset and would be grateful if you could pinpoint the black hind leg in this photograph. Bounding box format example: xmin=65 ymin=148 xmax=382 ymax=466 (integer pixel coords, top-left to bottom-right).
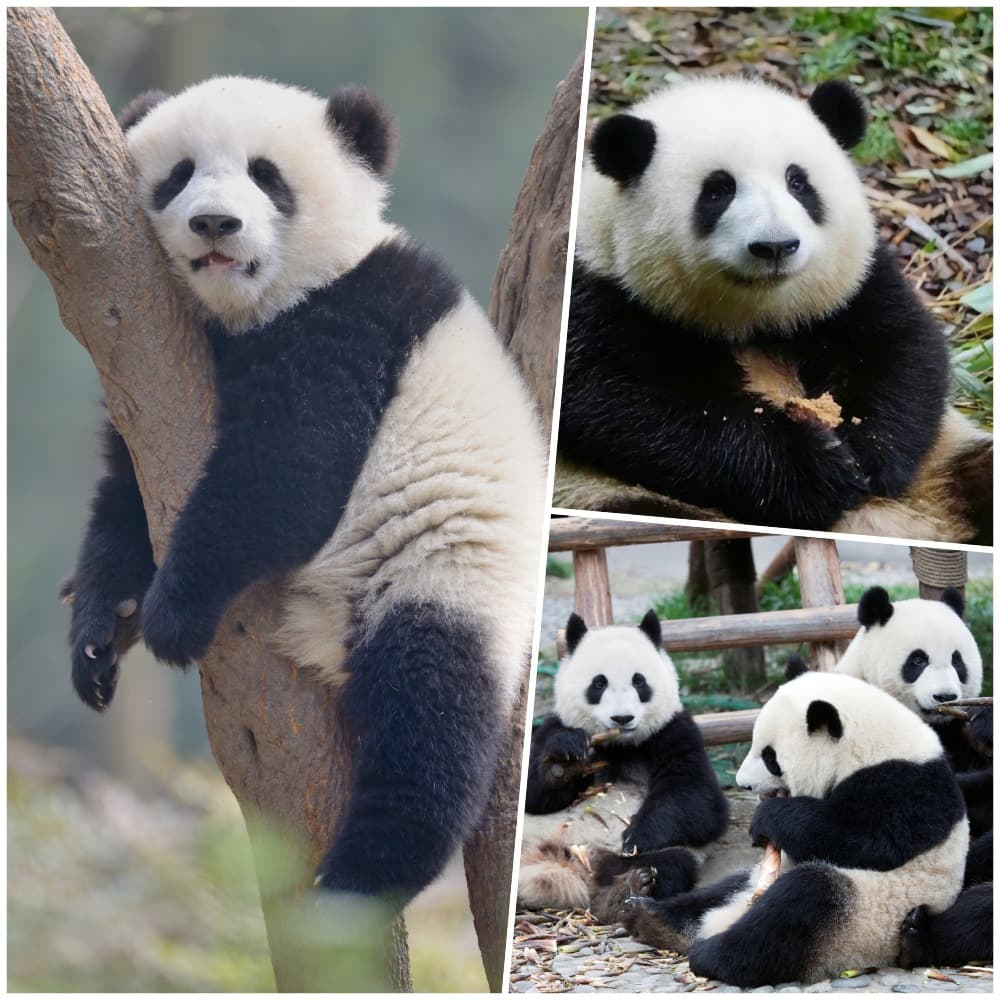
xmin=315 ymin=601 xmax=502 ymax=908
xmin=898 ymin=883 xmax=993 ymax=968
xmin=590 ymin=847 xmax=699 ymax=923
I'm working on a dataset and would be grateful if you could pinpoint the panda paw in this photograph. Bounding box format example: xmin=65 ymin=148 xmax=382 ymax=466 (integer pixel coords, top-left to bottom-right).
xmin=141 ymin=570 xmax=219 ymax=667
xmin=968 ymin=705 xmax=992 ymax=754
xmin=622 ymin=819 xmax=660 ymax=856
xmin=624 ymin=866 xmax=657 ymax=898
xmin=544 ymin=726 xmax=590 ymax=762
xmin=897 ymin=904 xmax=932 ymax=969
xmin=748 ymin=797 xmax=785 ymax=850
xmin=67 ymin=586 xmax=140 ymax=712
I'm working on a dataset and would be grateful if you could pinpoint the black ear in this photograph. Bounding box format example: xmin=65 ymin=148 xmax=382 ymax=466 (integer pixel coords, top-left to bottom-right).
xmin=808 ymin=81 xmax=867 ymax=150
xmin=327 ymin=86 xmax=398 ymax=177
xmin=118 ymin=89 xmax=170 ymax=132
xmin=857 ymin=586 xmax=893 ymax=628
xmin=638 ymin=609 xmax=662 ymax=649
xmin=591 ymin=113 xmax=656 ymax=185
xmin=566 ymin=612 xmax=588 ymax=655
xmin=785 ymin=653 xmax=809 ymax=682
xmin=806 ymin=700 xmax=843 ymax=740
xmin=940 ymin=587 xmax=965 ymax=620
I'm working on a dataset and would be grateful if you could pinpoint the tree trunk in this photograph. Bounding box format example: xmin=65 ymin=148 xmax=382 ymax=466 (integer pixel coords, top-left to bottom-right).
xmin=465 ymin=52 xmax=584 ymax=990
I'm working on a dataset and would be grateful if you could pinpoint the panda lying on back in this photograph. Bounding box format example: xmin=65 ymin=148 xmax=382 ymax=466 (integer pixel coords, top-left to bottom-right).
xmin=64 ymin=77 xmax=546 ymax=907
xmin=561 ymin=78 xmax=961 ymax=533
xmin=518 ymin=612 xmax=727 ymax=914
xmin=621 ymin=672 xmax=970 ymax=987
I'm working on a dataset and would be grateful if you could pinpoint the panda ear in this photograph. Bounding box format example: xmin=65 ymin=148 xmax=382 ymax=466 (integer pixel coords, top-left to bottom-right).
xmin=857 ymin=586 xmax=893 ymax=628
xmin=638 ymin=609 xmax=662 ymax=649
xmin=940 ymin=587 xmax=965 ymax=620
xmin=785 ymin=653 xmax=809 ymax=682
xmin=808 ymin=81 xmax=867 ymax=151
xmin=327 ymin=86 xmax=399 ymax=177
xmin=566 ymin=613 xmax=588 ymax=655
xmin=806 ymin=700 xmax=843 ymax=740
xmin=591 ymin=113 xmax=657 ymax=185
xmin=118 ymin=90 xmax=170 ymax=132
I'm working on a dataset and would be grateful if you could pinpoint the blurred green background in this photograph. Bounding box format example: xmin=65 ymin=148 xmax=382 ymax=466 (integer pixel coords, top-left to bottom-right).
xmin=8 ymin=7 xmax=586 ymax=991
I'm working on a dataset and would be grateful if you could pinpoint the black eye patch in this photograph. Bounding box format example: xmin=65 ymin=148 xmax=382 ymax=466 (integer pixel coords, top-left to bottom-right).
xmin=694 ymin=170 xmax=736 ymax=235
xmin=786 ymin=164 xmax=825 ymax=225
xmin=152 ymin=158 xmax=194 ymax=211
xmin=952 ymin=650 xmax=968 ymax=684
xmin=632 ymin=672 xmax=652 ymax=703
xmin=762 ymin=745 xmax=782 ymax=777
xmin=902 ymin=649 xmax=930 ymax=683
xmin=585 ymin=674 xmax=608 ymax=705
xmin=248 ymin=157 xmax=296 ymax=217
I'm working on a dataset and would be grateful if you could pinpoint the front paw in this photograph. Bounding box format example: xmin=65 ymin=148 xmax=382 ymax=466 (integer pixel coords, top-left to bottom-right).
xmin=749 ymin=797 xmax=783 ymax=850
xmin=622 ymin=819 xmax=659 ymax=856
xmin=67 ymin=590 xmax=140 ymax=712
xmin=968 ymin=705 xmax=993 ymax=755
xmin=141 ymin=572 xmax=218 ymax=667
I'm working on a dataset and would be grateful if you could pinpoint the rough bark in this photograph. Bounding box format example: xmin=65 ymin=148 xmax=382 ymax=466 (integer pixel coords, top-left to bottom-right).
xmin=463 ymin=53 xmax=585 ymax=990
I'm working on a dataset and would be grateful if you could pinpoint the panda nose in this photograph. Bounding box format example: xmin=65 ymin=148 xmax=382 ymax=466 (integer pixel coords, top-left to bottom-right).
xmin=189 ymin=214 xmax=243 ymax=240
xmin=932 ymin=691 xmax=959 ymax=703
xmin=748 ymin=239 xmax=800 ymax=261
xmin=611 ymin=714 xmax=634 ymax=726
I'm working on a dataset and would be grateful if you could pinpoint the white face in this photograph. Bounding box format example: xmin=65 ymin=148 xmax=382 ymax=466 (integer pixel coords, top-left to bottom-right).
xmin=577 ymin=78 xmax=876 ymax=337
xmin=554 ymin=622 xmax=682 ymax=743
xmin=126 ymin=77 xmax=396 ymax=332
xmin=736 ymin=672 xmax=942 ymax=799
xmin=836 ymin=598 xmax=983 ymax=714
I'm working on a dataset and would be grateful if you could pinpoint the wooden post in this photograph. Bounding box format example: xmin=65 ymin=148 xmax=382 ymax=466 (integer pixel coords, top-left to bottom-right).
xmin=794 ymin=537 xmax=846 ymax=670
xmin=573 ymin=549 xmax=613 ymax=627
xmin=911 ymin=547 xmax=968 ymax=602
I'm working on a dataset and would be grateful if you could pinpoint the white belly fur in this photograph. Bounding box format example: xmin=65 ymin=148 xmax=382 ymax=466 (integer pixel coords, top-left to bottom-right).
xmin=278 ymin=292 xmax=547 ymax=708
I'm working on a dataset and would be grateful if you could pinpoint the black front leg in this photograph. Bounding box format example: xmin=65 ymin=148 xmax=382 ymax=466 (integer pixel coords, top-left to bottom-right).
xmin=523 ymin=716 xmax=595 ymax=814
xmin=67 ymin=420 xmax=155 ymax=710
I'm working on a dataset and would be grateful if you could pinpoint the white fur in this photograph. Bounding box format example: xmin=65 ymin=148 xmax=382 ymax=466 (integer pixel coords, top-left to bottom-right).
xmin=554 ymin=623 xmax=682 ymax=744
xmin=127 ymin=76 xmax=397 ymax=332
xmin=834 ymin=597 xmax=982 ymax=713
xmin=577 ymin=77 xmax=875 ymax=337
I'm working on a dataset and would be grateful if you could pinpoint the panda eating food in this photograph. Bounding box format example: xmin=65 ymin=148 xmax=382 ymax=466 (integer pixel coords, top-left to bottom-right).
xmin=518 ymin=611 xmax=727 ymax=914
xmin=63 ymin=76 xmax=546 ymax=908
xmin=559 ymin=77 xmax=988 ymax=538
xmin=621 ymin=671 xmax=970 ymax=987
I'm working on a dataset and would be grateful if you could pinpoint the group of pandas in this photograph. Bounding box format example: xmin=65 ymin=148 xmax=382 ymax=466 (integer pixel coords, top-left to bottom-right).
xmin=520 ymin=588 xmax=992 ymax=988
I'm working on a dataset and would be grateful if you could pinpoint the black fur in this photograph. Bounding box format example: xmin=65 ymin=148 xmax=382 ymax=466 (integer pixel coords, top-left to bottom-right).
xmin=638 ymin=608 xmax=662 ymax=648
xmin=248 ymin=158 xmax=296 ymax=217
xmin=808 ymin=80 xmax=867 ymax=150
xmin=314 ymin=601 xmax=500 ymax=905
xmin=749 ymin=756 xmax=965 ymax=871
xmin=152 ymin=159 xmax=195 ymax=212
xmin=898 ymin=883 xmax=993 ymax=967
xmin=806 ymin=698 xmax=843 ymax=739
xmin=686 ymin=864 xmax=855 ymax=987
xmin=66 ymin=421 xmax=156 ymax=711
xmin=326 ymin=86 xmax=399 ymax=177
xmin=524 ymin=711 xmax=728 ymax=853
xmin=118 ymin=89 xmax=170 ymax=132
xmin=565 ymin=611 xmax=588 ymax=654
xmin=857 ymin=585 xmax=894 ymax=628
xmin=560 ymin=244 xmax=949 ymax=530
xmin=138 ymin=239 xmax=460 ymax=666
xmin=69 ymin=238 xmax=461 ymax=682
xmin=590 ymin=113 xmax=657 ymax=185
xmin=964 ymin=829 xmax=992 ymax=886
xmin=786 ymin=164 xmax=825 ymax=225
xmin=941 ymin=586 xmax=965 ymax=619
xmin=694 ymin=170 xmax=737 ymax=234
xmin=784 ymin=652 xmax=809 ymax=681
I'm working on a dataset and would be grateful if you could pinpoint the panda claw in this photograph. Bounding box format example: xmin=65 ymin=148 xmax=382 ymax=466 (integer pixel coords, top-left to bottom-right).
xmin=85 ymin=644 xmax=98 ymax=659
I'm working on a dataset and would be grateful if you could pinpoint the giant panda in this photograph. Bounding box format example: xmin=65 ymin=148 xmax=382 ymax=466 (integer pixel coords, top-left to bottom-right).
xmin=620 ymin=671 xmax=971 ymax=987
xmin=63 ymin=76 xmax=547 ymax=908
xmin=559 ymin=76 xmax=990 ymax=540
xmin=518 ymin=611 xmax=727 ymax=915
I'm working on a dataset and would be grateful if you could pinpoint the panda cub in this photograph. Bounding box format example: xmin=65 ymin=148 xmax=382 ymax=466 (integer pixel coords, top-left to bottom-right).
xmin=518 ymin=611 xmax=727 ymax=913
xmin=622 ymin=672 xmax=969 ymax=987
xmin=561 ymin=78 xmax=962 ymax=533
xmin=64 ymin=77 xmax=546 ymax=907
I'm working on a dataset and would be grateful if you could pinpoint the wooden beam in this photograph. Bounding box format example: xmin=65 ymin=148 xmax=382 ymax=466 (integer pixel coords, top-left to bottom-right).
xmin=693 ymin=708 xmax=759 ymax=746
xmin=549 ymin=517 xmax=760 ymax=551
xmin=556 ymin=603 xmax=859 ymax=659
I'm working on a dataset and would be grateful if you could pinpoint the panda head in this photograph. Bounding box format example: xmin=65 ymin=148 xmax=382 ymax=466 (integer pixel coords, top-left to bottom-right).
xmin=835 ymin=586 xmax=983 ymax=717
xmin=736 ymin=671 xmax=942 ymax=799
xmin=120 ymin=77 xmax=399 ymax=332
xmin=576 ymin=77 xmax=876 ymax=337
xmin=553 ymin=610 xmax=682 ymax=744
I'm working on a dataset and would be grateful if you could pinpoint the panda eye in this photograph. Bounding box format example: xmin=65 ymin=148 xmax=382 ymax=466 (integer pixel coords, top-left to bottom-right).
xmin=952 ymin=650 xmax=968 ymax=683
xmin=762 ymin=745 xmax=782 ymax=777
xmin=631 ymin=673 xmax=647 ymax=688
xmin=786 ymin=165 xmax=808 ymax=194
xmin=911 ymin=651 xmax=928 ymax=667
xmin=152 ymin=158 xmax=195 ymax=211
xmin=591 ymin=675 xmax=607 ymax=691
xmin=249 ymin=157 xmax=277 ymax=183
xmin=248 ymin=157 xmax=296 ymax=217
xmin=702 ymin=170 xmax=736 ymax=202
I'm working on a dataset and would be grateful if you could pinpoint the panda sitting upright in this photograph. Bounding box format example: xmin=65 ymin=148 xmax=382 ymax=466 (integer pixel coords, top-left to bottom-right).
xmin=518 ymin=611 xmax=727 ymax=914
xmin=63 ymin=77 xmax=546 ymax=909
xmin=559 ymin=77 xmax=988 ymax=539
xmin=621 ymin=672 xmax=970 ymax=987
